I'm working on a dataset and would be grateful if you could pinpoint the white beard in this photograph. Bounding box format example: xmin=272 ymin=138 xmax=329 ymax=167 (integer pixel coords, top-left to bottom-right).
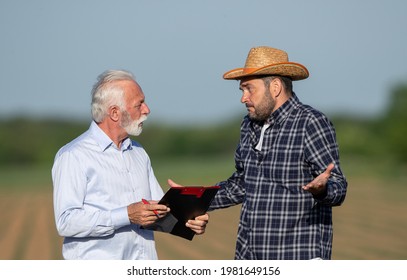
xmin=121 ymin=114 xmax=147 ymax=136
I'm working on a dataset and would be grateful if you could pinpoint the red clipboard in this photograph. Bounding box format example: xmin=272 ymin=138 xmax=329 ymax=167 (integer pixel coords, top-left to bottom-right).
xmin=144 ymin=186 xmax=220 ymax=240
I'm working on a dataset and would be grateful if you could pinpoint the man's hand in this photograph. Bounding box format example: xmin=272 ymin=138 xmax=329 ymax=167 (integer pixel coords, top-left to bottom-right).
xmin=127 ymin=200 xmax=169 ymax=226
xmin=302 ymin=163 xmax=334 ymax=196
xmin=186 ymin=213 xmax=209 ymax=235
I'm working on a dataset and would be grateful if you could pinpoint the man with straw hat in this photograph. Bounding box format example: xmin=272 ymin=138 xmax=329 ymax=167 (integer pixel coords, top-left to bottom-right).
xmin=170 ymin=46 xmax=347 ymax=259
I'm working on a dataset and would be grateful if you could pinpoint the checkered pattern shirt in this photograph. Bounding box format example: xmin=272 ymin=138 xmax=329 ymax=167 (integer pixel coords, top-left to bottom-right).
xmin=210 ymin=93 xmax=347 ymax=260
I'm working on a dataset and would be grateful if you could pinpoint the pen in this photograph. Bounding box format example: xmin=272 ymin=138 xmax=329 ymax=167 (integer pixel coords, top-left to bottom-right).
xmin=142 ymin=199 xmax=160 ymax=217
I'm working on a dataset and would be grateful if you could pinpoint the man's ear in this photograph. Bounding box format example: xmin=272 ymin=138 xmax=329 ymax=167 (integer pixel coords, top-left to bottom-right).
xmin=108 ymin=105 xmax=120 ymax=122
xmin=270 ymin=78 xmax=283 ymax=98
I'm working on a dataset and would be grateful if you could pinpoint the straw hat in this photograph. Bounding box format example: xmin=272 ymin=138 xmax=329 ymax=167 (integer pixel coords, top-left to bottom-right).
xmin=223 ymin=46 xmax=309 ymax=81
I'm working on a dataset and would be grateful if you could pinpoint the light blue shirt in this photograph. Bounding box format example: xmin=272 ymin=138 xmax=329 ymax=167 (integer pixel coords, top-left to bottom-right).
xmin=52 ymin=121 xmax=164 ymax=260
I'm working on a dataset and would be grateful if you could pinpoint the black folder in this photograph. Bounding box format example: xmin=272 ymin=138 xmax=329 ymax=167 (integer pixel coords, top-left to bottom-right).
xmin=144 ymin=186 xmax=220 ymax=240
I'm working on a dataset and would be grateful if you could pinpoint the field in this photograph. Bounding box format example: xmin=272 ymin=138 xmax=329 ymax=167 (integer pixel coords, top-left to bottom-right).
xmin=0 ymin=156 xmax=406 ymax=260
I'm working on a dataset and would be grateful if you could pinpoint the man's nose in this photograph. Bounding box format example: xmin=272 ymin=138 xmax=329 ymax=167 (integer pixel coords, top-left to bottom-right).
xmin=240 ymin=91 xmax=250 ymax=104
xmin=142 ymin=103 xmax=150 ymax=115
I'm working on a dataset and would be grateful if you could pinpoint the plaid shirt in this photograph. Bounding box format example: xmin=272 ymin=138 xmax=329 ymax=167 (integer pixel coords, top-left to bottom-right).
xmin=210 ymin=93 xmax=347 ymax=260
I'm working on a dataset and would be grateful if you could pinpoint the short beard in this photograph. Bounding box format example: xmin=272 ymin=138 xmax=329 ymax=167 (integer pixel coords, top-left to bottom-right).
xmin=120 ymin=111 xmax=147 ymax=136
xmin=249 ymin=88 xmax=275 ymax=122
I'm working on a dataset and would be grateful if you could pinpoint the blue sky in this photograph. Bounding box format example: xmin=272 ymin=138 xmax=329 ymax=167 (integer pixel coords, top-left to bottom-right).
xmin=1 ymin=0 xmax=406 ymax=125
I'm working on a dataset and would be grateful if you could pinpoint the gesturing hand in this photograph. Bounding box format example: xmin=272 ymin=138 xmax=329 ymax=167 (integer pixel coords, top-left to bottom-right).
xmin=302 ymin=163 xmax=334 ymax=196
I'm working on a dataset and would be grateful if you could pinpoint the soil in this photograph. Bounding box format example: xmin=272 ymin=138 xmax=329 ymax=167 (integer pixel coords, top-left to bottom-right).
xmin=1 ymin=178 xmax=406 ymax=260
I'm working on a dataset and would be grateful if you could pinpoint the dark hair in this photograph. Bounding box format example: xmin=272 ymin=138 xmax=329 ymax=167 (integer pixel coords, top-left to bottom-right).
xmin=261 ymin=75 xmax=293 ymax=94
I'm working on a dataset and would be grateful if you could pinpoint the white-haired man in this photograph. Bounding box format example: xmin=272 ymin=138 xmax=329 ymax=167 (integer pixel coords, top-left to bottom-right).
xmin=52 ymin=70 xmax=208 ymax=259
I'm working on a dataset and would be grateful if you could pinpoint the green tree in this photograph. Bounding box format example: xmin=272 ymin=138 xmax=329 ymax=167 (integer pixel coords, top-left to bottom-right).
xmin=382 ymin=83 xmax=407 ymax=162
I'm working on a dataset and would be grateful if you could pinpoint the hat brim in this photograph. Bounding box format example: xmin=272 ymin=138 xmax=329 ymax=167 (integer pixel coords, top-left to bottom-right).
xmin=223 ymin=62 xmax=309 ymax=81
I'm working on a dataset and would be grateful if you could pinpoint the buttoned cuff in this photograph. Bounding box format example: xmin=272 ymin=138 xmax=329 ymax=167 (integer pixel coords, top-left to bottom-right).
xmin=111 ymin=206 xmax=131 ymax=229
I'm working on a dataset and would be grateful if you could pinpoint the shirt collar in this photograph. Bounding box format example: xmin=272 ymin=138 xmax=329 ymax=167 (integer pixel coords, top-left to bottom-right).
xmin=267 ymin=92 xmax=300 ymax=125
xmin=89 ymin=121 xmax=132 ymax=152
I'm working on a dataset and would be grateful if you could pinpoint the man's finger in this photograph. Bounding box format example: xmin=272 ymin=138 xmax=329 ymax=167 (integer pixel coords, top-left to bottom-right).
xmin=195 ymin=213 xmax=209 ymax=222
xmin=324 ymin=163 xmax=335 ymax=176
xmin=167 ymin=178 xmax=183 ymax=188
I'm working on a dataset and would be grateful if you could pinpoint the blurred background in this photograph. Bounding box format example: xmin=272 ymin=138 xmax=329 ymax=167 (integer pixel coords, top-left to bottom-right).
xmin=0 ymin=0 xmax=406 ymax=260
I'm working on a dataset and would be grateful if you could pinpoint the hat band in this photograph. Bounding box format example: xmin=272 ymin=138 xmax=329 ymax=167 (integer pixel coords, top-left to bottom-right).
xmin=242 ymin=68 xmax=257 ymax=74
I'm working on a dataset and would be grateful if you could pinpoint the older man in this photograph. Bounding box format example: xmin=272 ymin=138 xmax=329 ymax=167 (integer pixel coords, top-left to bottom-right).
xmin=52 ymin=70 xmax=208 ymax=259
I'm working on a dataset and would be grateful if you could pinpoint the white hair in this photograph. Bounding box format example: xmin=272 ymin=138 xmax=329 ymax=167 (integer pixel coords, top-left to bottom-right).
xmin=91 ymin=70 xmax=136 ymax=123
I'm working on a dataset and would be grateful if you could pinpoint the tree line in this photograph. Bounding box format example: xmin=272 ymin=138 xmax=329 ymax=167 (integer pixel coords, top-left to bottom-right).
xmin=0 ymin=83 xmax=406 ymax=166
